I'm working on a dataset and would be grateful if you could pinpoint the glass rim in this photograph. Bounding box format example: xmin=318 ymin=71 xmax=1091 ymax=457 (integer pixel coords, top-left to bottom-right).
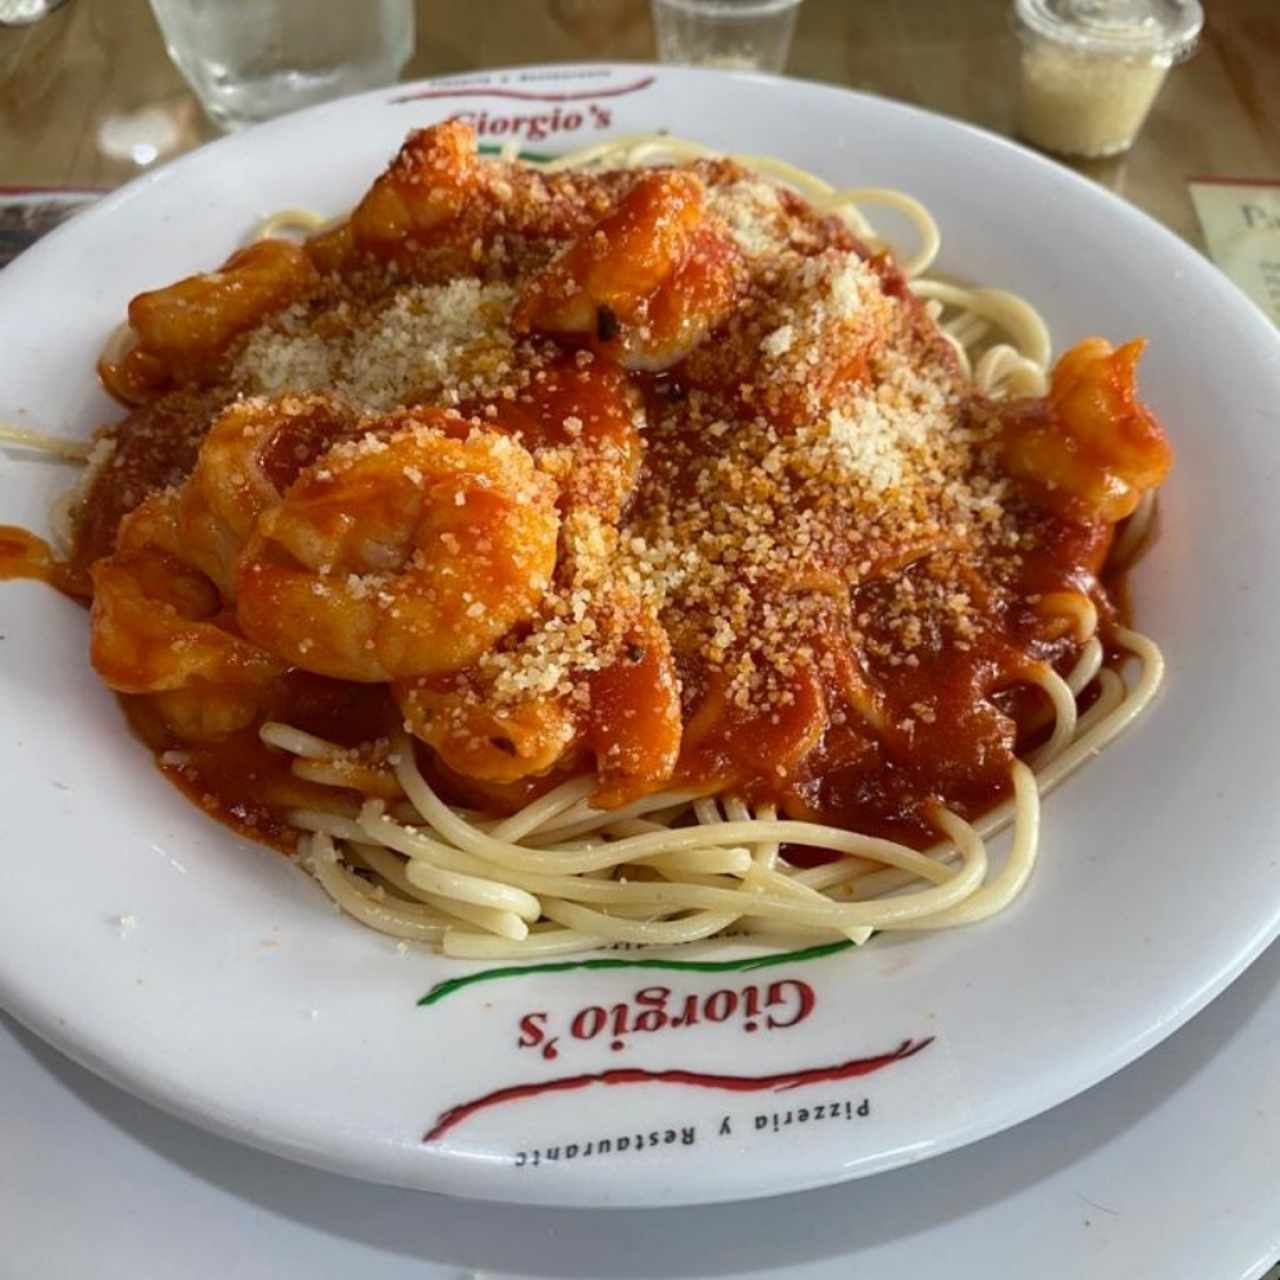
xmin=651 ymin=0 xmax=804 ymax=17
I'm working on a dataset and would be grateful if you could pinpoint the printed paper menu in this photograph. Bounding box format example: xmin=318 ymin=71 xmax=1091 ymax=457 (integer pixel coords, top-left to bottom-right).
xmin=1189 ymin=178 xmax=1280 ymax=326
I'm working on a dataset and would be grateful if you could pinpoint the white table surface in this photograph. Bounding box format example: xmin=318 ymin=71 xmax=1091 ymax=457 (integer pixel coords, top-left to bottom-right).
xmin=3 ymin=939 xmax=1279 ymax=1280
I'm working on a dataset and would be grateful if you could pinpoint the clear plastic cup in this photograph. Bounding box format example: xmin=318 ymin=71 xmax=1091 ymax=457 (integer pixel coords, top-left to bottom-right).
xmin=1014 ymin=0 xmax=1203 ymax=158
xmin=148 ymin=0 xmax=415 ymax=132
xmin=651 ymin=0 xmax=803 ymax=74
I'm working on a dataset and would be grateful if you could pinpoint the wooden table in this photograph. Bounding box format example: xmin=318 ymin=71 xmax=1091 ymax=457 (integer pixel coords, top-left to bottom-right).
xmin=2 ymin=0 xmax=1278 ymax=249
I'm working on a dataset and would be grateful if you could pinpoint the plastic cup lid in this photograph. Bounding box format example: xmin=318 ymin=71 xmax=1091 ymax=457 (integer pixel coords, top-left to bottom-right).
xmin=1014 ymin=0 xmax=1204 ymax=60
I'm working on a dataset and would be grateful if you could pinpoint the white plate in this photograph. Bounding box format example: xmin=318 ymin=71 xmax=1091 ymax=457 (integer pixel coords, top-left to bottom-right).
xmin=6 ymin=939 xmax=1280 ymax=1278
xmin=2 ymin=64 xmax=1278 ymax=1209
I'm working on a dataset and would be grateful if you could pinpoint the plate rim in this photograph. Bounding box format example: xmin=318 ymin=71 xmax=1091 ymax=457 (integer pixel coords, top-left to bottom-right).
xmin=3 ymin=61 xmax=1280 ymax=1207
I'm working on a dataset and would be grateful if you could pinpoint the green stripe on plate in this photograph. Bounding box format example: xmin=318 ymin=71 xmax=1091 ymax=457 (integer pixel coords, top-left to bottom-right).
xmin=417 ymin=938 xmax=859 ymax=1007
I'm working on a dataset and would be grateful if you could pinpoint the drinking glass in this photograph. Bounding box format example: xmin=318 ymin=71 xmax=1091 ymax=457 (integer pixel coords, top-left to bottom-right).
xmin=651 ymin=0 xmax=803 ymax=73
xmin=0 ymin=0 xmax=71 ymax=25
xmin=148 ymin=0 xmax=415 ymax=131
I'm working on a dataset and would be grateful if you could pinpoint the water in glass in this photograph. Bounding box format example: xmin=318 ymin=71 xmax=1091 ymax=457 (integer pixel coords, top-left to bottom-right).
xmin=651 ymin=0 xmax=803 ymax=73
xmin=148 ymin=0 xmax=415 ymax=130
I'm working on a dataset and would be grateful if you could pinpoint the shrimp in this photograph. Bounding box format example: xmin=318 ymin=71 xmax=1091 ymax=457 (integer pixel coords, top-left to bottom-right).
xmin=1002 ymin=337 xmax=1173 ymax=523
xmin=235 ymin=409 xmax=561 ymax=682
xmin=515 ymin=170 xmax=742 ymax=371
xmin=621 ymin=226 xmax=744 ymax=372
xmin=90 ymin=492 xmax=285 ymax=739
xmin=679 ymin=246 xmax=894 ymax=428
xmin=397 ymin=673 xmax=582 ymax=785
xmin=348 ymin=120 xmax=483 ymax=255
xmin=310 ymin=123 xmax=634 ymax=273
xmin=100 ymin=239 xmax=318 ymax=404
xmin=177 ymin=393 xmax=356 ymax=598
xmin=397 ymin=606 xmax=681 ymax=797
xmin=305 ymin=219 xmax=355 ymax=275
xmin=473 ymin=354 xmax=644 ymax=523
xmin=584 ymin=609 xmax=683 ymax=803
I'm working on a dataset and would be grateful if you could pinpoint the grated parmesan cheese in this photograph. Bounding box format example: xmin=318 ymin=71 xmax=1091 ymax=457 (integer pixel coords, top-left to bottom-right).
xmin=235 ymin=280 xmax=518 ymax=412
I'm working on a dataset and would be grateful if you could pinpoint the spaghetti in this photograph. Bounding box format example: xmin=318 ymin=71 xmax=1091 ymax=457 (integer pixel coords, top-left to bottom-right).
xmin=0 ymin=125 xmax=1171 ymax=960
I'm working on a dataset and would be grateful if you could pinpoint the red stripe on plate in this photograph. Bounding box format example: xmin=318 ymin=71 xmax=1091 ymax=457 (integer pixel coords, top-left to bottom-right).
xmin=423 ymin=1037 xmax=935 ymax=1143
xmin=391 ymin=75 xmax=656 ymax=106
